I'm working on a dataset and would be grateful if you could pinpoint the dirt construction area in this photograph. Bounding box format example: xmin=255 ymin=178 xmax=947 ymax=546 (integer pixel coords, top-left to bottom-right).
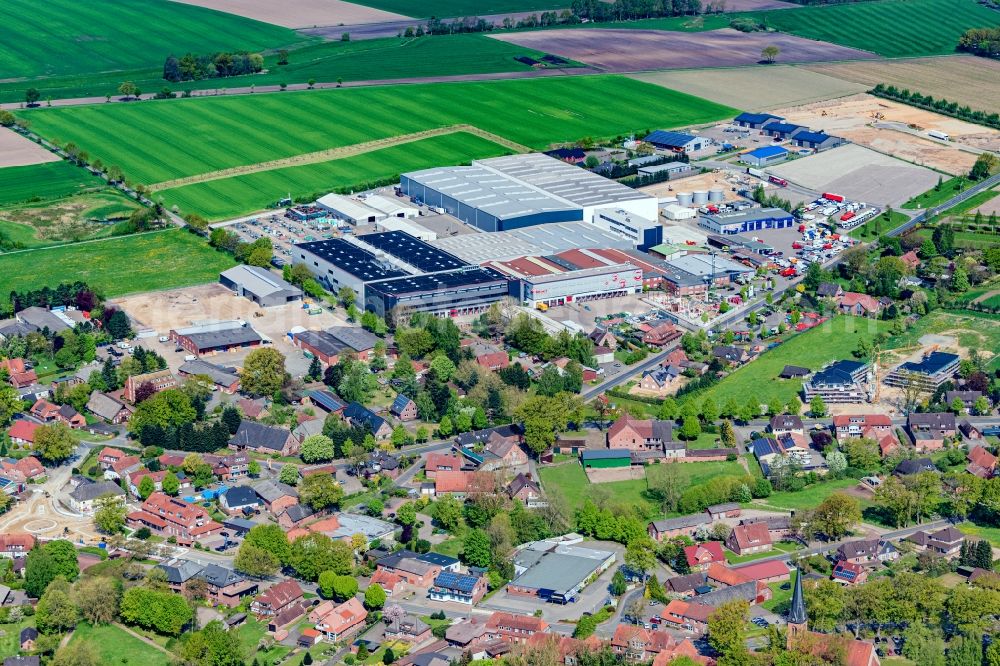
xmin=169 ymin=0 xmax=409 ymax=28
xmin=112 ymin=283 xmax=347 ymax=363
xmin=0 ymin=127 xmax=60 ymax=167
xmin=639 ymin=169 xmax=746 ymax=203
xmin=774 ymin=94 xmax=1000 ymax=174
xmin=631 ymin=65 xmax=867 ymax=112
xmin=766 ymin=143 xmax=938 ymax=206
xmin=804 ymin=56 xmax=1000 ymax=113
xmin=490 ymin=28 xmax=878 ymax=72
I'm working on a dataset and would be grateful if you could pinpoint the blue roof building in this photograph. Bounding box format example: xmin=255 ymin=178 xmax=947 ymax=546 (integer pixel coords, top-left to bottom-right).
xmin=740 ymin=145 xmax=789 ymax=167
xmin=734 ymin=112 xmax=784 ymax=129
xmin=308 ymin=390 xmax=347 ymax=414
xmin=643 ymin=130 xmax=706 ymax=152
xmin=790 ymin=131 xmax=846 ymax=152
xmin=762 ymin=122 xmax=807 ymax=139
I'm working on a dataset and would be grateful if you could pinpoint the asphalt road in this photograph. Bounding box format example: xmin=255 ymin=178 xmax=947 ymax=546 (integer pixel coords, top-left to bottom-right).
xmin=581 ymin=344 xmax=682 ymax=400
xmin=889 ymin=172 xmax=1000 ymax=237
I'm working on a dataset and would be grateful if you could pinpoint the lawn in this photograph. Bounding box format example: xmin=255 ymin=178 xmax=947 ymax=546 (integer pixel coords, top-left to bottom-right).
xmin=680 ymin=316 xmax=892 ymax=409
xmin=21 ymin=76 xmax=737 ymax=185
xmin=757 ymin=478 xmax=863 ymax=512
xmin=848 ymin=209 xmax=911 ymax=241
xmin=0 ymin=228 xmax=235 ymax=301
xmin=0 ymin=0 xmax=303 ymax=81
xmin=0 ymin=618 xmax=33 ymax=660
xmin=432 ymin=536 xmax=464 ymax=559
xmin=915 ymin=227 xmax=1000 ymax=250
xmin=0 ymin=161 xmax=105 ymax=207
xmin=760 ymin=570 xmax=796 ymax=613
xmin=726 ymin=540 xmax=800 ymax=564
xmin=956 ymin=521 xmax=1000 ymax=547
xmin=901 ymin=176 xmax=972 ymax=210
xmin=69 ymin=623 xmax=172 ymax=666
xmin=0 ymin=33 xmax=572 ymax=104
xmin=159 ymin=131 xmax=511 ymax=219
xmin=538 ymin=459 xmax=748 ymax=517
xmin=755 ymin=0 xmax=1000 ymax=58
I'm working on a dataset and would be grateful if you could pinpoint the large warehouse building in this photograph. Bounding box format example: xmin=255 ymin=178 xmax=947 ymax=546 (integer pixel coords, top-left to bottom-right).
xmin=485 ymin=248 xmax=643 ymax=308
xmin=401 ymin=153 xmax=658 ymax=232
xmin=219 ymin=265 xmax=302 ymax=308
xmin=699 ymin=207 xmax=795 ymax=234
xmin=429 ymin=221 xmax=634 ymax=264
xmin=295 ymin=231 xmax=512 ymax=318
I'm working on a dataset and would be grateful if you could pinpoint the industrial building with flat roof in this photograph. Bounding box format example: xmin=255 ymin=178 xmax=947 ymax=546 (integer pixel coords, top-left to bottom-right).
xmin=659 ymin=253 xmax=755 ymax=295
xmin=884 ymin=351 xmax=960 ymax=391
xmin=363 ymin=266 xmax=510 ymax=318
xmin=401 ymin=153 xmax=657 ymax=232
xmin=508 ymin=540 xmax=616 ymax=603
xmin=593 ymin=209 xmax=663 ymax=251
xmin=429 ymin=222 xmax=633 ymax=264
xmin=170 ymin=321 xmax=264 ymax=356
xmin=699 ymin=207 xmax=795 ymax=234
xmin=219 ymin=265 xmax=302 ymax=308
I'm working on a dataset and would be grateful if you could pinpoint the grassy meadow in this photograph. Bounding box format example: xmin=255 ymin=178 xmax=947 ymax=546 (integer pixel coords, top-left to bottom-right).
xmin=757 ymin=0 xmax=1000 ymax=58
xmin=0 ymin=0 xmax=303 ymax=80
xmin=0 ymin=229 xmax=235 ymax=300
xmin=679 ymin=316 xmax=893 ymax=409
xmin=21 ymin=76 xmax=737 ymax=185
xmin=350 ymin=0 xmax=568 ymax=17
xmin=159 ymin=131 xmax=511 ymax=219
xmin=68 ymin=623 xmax=172 ymax=666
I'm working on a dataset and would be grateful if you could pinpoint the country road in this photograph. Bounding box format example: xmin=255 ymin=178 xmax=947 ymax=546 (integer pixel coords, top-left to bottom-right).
xmin=889 ymin=172 xmax=1000 ymax=237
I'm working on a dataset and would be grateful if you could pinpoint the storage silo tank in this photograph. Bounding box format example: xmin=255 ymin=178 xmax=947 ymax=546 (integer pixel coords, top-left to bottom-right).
xmin=709 ymin=187 xmax=725 ymax=203
xmin=677 ymin=192 xmax=694 ymax=206
xmin=693 ymin=190 xmax=709 ymax=205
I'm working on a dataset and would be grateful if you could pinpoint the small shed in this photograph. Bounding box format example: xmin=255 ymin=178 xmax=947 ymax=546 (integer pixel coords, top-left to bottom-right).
xmin=581 ymin=449 xmax=631 ymax=469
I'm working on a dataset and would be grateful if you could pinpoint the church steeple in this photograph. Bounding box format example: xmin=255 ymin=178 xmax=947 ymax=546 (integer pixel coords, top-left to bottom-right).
xmin=786 ymin=566 xmax=808 ymax=649
xmin=788 ymin=566 xmax=807 ymax=626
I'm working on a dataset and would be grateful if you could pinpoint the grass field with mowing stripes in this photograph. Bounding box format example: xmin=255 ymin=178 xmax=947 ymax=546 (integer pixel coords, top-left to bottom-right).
xmin=349 ymin=0 xmax=571 ymax=18
xmin=21 ymin=76 xmax=738 ymax=185
xmin=0 ymin=229 xmax=235 ymax=301
xmin=0 ymin=0 xmax=303 ymax=80
xmin=159 ymin=131 xmax=512 ymax=219
xmin=0 ymin=161 xmax=104 ymax=206
xmin=756 ymin=0 xmax=1000 ymax=58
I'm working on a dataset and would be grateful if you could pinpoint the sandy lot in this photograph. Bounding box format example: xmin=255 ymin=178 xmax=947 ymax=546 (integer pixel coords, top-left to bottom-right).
xmin=640 ymin=170 xmax=746 ymax=202
xmin=168 ymin=0 xmax=409 ymax=28
xmin=0 ymin=127 xmax=60 ymax=168
xmin=766 ymin=143 xmax=938 ymax=206
xmin=804 ymin=56 xmax=1000 ymax=113
xmin=773 ymin=94 xmax=999 ymax=175
xmin=632 ymin=65 xmax=867 ymax=112
xmin=491 ymin=28 xmax=877 ymax=72
xmin=113 ymin=283 xmax=347 ymax=362
xmin=586 ymin=466 xmax=645 ymax=483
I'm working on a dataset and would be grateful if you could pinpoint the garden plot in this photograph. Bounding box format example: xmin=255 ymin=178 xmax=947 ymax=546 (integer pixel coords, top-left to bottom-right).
xmin=631 ymin=66 xmax=867 ymax=111
xmin=774 ymin=94 xmax=1000 ymax=174
xmin=0 ymin=128 xmax=59 ymax=167
xmin=765 ymin=144 xmax=938 ymax=207
xmin=491 ymin=28 xmax=878 ymax=72
xmin=168 ymin=0 xmax=410 ymax=27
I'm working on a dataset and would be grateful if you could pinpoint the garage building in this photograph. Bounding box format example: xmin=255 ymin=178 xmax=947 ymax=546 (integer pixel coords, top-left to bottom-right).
xmin=699 ymin=207 xmax=795 ymax=234
xmin=219 ymin=265 xmax=303 ymax=308
xmin=740 ymin=146 xmax=789 ymax=168
xmin=643 ymin=130 xmax=706 ymax=152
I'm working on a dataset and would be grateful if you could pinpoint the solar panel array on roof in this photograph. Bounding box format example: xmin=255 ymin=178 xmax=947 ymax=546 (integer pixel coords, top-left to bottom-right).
xmin=434 ymin=571 xmax=479 ymax=592
xmin=367 ymin=266 xmax=507 ymax=297
xmin=357 ymin=231 xmax=466 ymax=274
xmin=297 ymin=239 xmax=409 ymax=282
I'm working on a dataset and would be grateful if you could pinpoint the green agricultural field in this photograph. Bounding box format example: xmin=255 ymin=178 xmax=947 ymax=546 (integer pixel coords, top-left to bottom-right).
xmin=0 ymin=33 xmax=572 ymax=104
xmin=22 ymin=76 xmax=737 ymax=185
xmin=69 ymin=623 xmax=172 ymax=666
xmin=0 ymin=0 xmax=302 ymax=81
xmin=159 ymin=131 xmax=511 ymax=219
xmin=538 ymin=459 xmax=748 ymax=518
xmin=0 ymin=229 xmax=235 ymax=301
xmin=756 ymin=0 xmax=1000 ymax=58
xmin=0 ymin=161 xmax=104 ymax=206
xmin=680 ymin=316 xmax=892 ymax=409
xmin=350 ymin=0 xmax=569 ymax=18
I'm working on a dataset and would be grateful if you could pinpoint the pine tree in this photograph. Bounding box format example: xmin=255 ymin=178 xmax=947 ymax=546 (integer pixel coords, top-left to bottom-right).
xmin=307 ymin=356 xmax=322 ymax=381
xmin=977 ymin=539 xmax=993 ymax=570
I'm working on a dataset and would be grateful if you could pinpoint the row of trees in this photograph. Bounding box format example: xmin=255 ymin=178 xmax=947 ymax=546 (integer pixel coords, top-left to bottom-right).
xmin=957 ymin=27 xmax=1000 ymax=60
xmin=871 ymin=83 xmax=1000 ymax=131
xmin=163 ymin=51 xmax=264 ymax=82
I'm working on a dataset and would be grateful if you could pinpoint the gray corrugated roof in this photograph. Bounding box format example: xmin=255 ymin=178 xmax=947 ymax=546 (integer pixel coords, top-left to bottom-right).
xmin=221 ymin=265 xmax=302 ymax=299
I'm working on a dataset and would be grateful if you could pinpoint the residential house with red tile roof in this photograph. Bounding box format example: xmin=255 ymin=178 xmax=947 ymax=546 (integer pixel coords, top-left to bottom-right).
xmin=126 ymin=492 xmax=223 ymax=544
xmin=1 ymin=359 xmax=37 ymax=388
xmin=967 ymin=445 xmax=998 ymax=478
xmin=684 ymin=542 xmax=726 ymax=571
xmin=106 ymin=455 xmax=142 ymax=481
xmin=7 ymin=421 xmax=39 ymax=447
xmin=370 ymin=568 xmax=404 ymax=596
xmin=832 ymin=560 xmax=868 ymax=585
xmin=726 ymin=522 xmax=773 ymax=555
xmin=611 ymin=624 xmax=706 ymax=664
xmin=732 ymin=560 xmax=790 ymax=584
xmin=476 ymin=352 xmax=509 ymax=371
xmin=607 ymin=414 xmax=679 ymax=454
xmin=314 ymin=597 xmax=367 ymax=642
xmin=251 ymin=580 xmax=303 ymax=618
xmin=2 ymin=456 xmax=45 ymax=482
xmin=660 ymin=599 xmax=714 ymax=633
xmin=0 ymin=534 xmax=35 ymax=558
xmin=424 ymin=453 xmax=463 ymax=479
xmin=642 ymin=322 xmax=683 ymax=347
xmin=900 ymin=251 xmax=920 ymax=271
xmin=832 ymin=414 xmax=893 ymax=440
xmin=484 ymin=612 xmax=548 ymax=644
xmin=30 ymin=399 xmax=85 ymax=428
xmin=706 ymin=563 xmax=751 ymax=587
xmin=98 ymin=447 xmax=128 ymax=469
xmin=838 ymin=292 xmax=883 ymax=317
